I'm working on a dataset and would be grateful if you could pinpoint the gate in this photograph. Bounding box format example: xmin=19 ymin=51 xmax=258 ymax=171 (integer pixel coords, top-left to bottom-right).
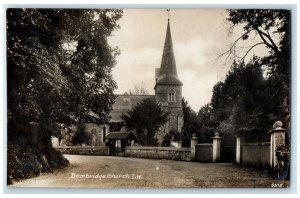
xmin=108 ymin=140 xmax=124 ymax=156
xmin=221 ymin=134 xmax=236 ymax=163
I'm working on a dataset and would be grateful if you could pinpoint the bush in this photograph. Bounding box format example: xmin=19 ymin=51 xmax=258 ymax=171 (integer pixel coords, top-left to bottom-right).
xmin=7 ymin=143 xmax=69 ymax=185
xmin=71 ymin=126 xmax=92 ymax=146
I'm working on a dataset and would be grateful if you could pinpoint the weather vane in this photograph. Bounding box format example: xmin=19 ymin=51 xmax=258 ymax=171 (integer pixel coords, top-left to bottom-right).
xmin=166 ymin=9 xmax=170 ymax=21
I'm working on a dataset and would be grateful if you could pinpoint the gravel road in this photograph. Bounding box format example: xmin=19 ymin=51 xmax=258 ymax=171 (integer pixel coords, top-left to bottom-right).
xmin=11 ymin=155 xmax=288 ymax=188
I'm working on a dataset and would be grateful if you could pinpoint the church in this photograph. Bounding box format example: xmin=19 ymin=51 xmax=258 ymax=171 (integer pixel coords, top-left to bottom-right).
xmin=57 ymin=19 xmax=184 ymax=147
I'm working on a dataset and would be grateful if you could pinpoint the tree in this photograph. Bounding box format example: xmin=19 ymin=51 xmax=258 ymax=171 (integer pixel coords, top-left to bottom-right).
xmin=209 ymin=57 xmax=278 ymax=141
xmin=7 ymin=9 xmax=123 ymax=146
xmin=197 ymin=104 xmax=215 ymax=143
xmin=121 ymin=98 xmax=169 ymax=146
xmin=71 ymin=125 xmax=92 ymax=146
xmin=6 ymin=9 xmax=123 ymax=183
xmin=181 ymin=98 xmax=198 ymax=146
xmin=225 ymin=9 xmax=291 ymax=125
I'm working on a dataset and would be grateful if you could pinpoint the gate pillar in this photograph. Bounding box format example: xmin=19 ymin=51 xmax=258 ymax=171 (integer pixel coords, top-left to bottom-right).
xmin=190 ymin=133 xmax=198 ymax=160
xmin=236 ymin=136 xmax=245 ymax=164
xmin=212 ymin=132 xmax=222 ymax=162
xmin=269 ymin=121 xmax=287 ymax=169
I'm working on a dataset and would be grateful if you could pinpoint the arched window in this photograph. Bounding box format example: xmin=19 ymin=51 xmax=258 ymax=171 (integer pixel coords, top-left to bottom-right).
xmin=168 ymin=90 xmax=176 ymax=102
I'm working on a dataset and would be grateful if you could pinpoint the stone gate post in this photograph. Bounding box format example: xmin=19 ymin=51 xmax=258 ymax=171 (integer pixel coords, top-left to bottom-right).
xmin=269 ymin=121 xmax=287 ymax=169
xmin=211 ymin=132 xmax=222 ymax=162
xmin=190 ymin=133 xmax=198 ymax=160
xmin=236 ymin=136 xmax=245 ymax=164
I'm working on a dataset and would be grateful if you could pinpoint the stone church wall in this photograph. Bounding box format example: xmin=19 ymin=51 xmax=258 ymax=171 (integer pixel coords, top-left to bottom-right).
xmin=155 ymin=85 xmax=182 ymax=108
xmin=55 ymin=146 xmax=109 ymax=156
xmin=125 ymin=146 xmax=191 ymax=161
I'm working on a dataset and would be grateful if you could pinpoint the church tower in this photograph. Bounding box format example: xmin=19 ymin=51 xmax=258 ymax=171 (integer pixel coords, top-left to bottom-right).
xmin=154 ymin=18 xmax=184 ymax=143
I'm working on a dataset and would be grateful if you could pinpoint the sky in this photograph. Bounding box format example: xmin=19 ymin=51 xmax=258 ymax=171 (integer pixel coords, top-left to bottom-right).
xmin=108 ymin=9 xmax=268 ymax=112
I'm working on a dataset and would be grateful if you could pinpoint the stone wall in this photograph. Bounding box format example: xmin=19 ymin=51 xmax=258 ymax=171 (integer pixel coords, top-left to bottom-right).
xmin=240 ymin=142 xmax=270 ymax=168
xmin=125 ymin=146 xmax=191 ymax=161
xmin=55 ymin=146 xmax=109 ymax=156
xmin=195 ymin=143 xmax=213 ymax=162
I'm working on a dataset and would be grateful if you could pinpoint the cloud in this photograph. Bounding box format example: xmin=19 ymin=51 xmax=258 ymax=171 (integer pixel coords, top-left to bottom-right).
xmin=112 ymin=47 xmax=161 ymax=94
xmin=173 ymin=37 xmax=228 ymax=110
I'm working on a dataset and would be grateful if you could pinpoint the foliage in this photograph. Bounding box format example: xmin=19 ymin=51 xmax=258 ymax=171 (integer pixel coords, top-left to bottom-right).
xmin=181 ymin=98 xmax=217 ymax=145
xmin=181 ymin=98 xmax=198 ymax=146
xmin=197 ymin=104 xmax=215 ymax=143
xmin=207 ymin=58 xmax=278 ymax=141
xmin=121 ymin=98 xmax=169 ymax=146
xmin=215 ymin=9 xmax=292 ymax=141
xmin=226 ymin=9 xmax=291 ymax=122
xmin=7 ymin=9 xmax=123 ymax=146
xmin=71 ymin=125 xmax=92 ymax=146
xmin=109 ymin=122 xmax=123 ymax=132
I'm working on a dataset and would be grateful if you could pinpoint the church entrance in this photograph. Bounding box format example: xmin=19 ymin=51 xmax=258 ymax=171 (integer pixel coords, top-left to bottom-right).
xmin=107 ymin=139 xmax=124 ymax=156
xmin=106 ymin=131 xmax=136 ymax=156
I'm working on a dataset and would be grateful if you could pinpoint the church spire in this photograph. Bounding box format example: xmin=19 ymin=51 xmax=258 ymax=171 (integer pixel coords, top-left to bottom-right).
xmin=155 ymin=12 xmax=182 ymax=88
xmin=159 ymin=18 xmax=178 ymax=77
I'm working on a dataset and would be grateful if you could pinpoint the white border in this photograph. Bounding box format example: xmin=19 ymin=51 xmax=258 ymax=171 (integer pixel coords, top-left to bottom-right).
xmin=0 ymin=0 xmax=299 ymax=197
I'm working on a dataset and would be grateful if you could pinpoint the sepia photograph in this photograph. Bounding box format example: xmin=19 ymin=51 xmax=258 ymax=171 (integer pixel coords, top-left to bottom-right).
xmin=5 ymin=7 xmax=292 ymax=189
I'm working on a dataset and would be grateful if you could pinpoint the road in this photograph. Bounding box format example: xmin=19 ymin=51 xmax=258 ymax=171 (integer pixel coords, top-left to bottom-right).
xmin=11 ymin=155 xmax=288 ymax=188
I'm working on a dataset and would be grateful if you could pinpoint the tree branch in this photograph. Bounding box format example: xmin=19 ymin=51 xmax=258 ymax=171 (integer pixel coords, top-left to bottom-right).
xmin=245 ymin=15 xmax=280 ymax=53
xmin=240 ymin=42 xmax=265 ymax=62
xmin=217 ymin=29 xmax=252 ymax=61
xmin=256 ymin=27 xmax=279 ymax=53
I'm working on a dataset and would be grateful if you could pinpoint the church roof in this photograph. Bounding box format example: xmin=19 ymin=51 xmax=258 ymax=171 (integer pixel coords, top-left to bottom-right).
xmin=155 ymin=20 xmax=182 ymax=87
xmin=109 ymin=94 xmax=155 ymax=122
xmin=105 ymin=130 xmax=136 ymax=140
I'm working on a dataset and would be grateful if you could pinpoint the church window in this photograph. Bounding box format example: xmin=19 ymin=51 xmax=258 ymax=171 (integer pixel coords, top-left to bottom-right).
xmin=168 ymin=91 xmax=175 ymax=102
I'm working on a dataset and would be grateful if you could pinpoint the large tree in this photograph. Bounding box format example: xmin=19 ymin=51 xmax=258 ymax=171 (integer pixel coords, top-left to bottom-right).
xmin=225 ymin=9 xmax=291 ymax=126
xmin=7 ymin=9 xmax=123 ymax=184
xmin=7 ymin=9 xmax=123 ymax=146
xmin=121 ymin=98 xmax=169 ymax=146
xmin=209 ymin=58 xmax=278 ymax=141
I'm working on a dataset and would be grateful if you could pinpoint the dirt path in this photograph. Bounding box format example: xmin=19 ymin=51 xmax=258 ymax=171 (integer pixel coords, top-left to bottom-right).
xmin=10 ymin=155 xmax=288 ymax=188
